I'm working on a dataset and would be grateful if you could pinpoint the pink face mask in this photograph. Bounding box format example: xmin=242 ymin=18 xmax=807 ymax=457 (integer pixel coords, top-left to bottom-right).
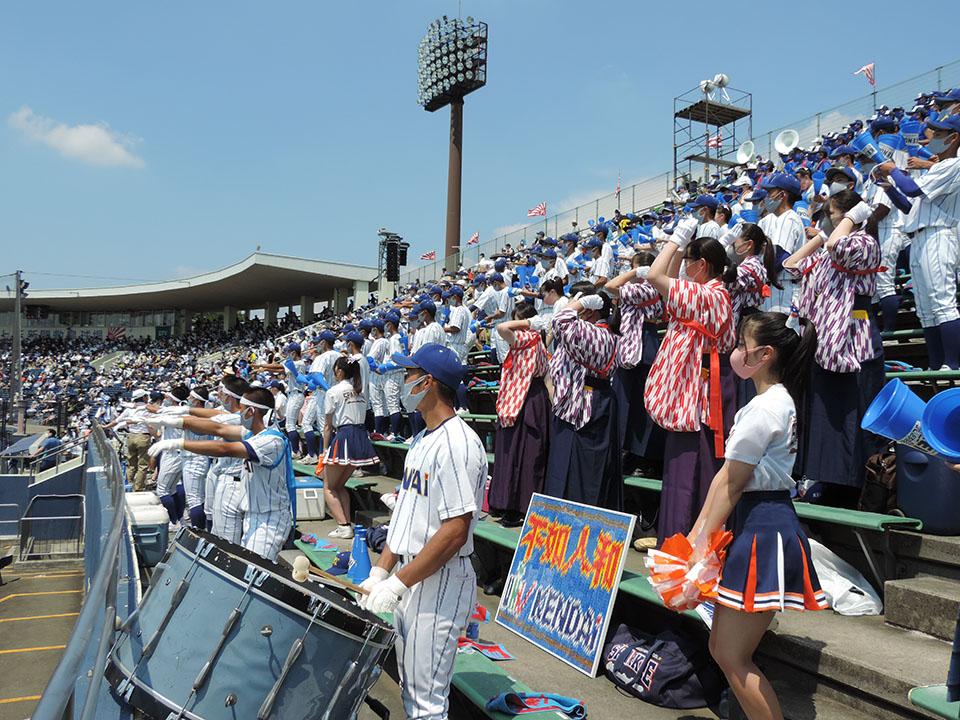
xmin=730 ymin=345 xmax=770 ymax=380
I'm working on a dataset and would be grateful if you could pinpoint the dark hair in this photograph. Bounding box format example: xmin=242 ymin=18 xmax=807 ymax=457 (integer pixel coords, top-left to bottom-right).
xmin=539 ymin=277 xmax=565 ymax=298
xmin=434 ymin=380 xmax=457 ymax=407
xmin=685 ymin=237 xmax=728 ymax=280
xmin=829 ymin=189 xmax=879 ymax=241
xmin=741 ymin=313 xmax=817 ymax=429
xmin=222 ymin=375 xmax=250 ymax=398
xmin=569 ymin=281 xmax=614 ymax=321
xmin=632 ymin=251 xmax=655 ymax=268
xmin=191 ymin=385 xmax=209 ymax=403
xmin=169 ymin=385 xmax=190 ymax=402
xmin=513 ymin=303 xmax=538 ymax=321
xmin=716 ymin=206 xmax=732 ymax=224
xmin=721 ymin=223 xmax=783 ymax=290
xmin=244 ymin=387 xmax=275 ymax=414
xmin=334 ymin=355 xmax=363 ymax=394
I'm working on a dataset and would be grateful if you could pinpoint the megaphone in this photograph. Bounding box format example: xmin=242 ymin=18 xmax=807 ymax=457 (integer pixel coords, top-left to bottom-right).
xmin=850 ymin=130 xmax=887 ymax=164
xmin=736 ymin=140 xmax=755 ymax=165
xmin=774 ymin=129 xmax=800 ymax=156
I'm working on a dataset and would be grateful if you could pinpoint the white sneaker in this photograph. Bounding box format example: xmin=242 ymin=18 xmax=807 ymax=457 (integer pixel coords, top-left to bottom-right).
xmin=328 ymin=525 xmax=354 ymax=539
xmin=304 ymin=455 xmax=319 ymax=464
xmin=352 ymin=468 xmax=364 ymax=478
xmin=380 ymin=492 xmax=398 ymax=511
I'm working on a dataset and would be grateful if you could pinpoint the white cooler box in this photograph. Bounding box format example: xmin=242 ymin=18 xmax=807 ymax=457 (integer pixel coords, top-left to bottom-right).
xmin=126 ymin=504 xmax=170 ymax=566
xmin=295 ymin=478 xmax=326 ymax=521
xmin=125 ymin=491 xmax=161 ymax=508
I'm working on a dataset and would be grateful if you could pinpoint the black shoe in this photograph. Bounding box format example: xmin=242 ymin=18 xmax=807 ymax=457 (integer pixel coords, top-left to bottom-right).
xmin=488 ymin=507 xmax=504 ymax=520
xmin=499 ymin=513 xmax=524 ymax=528
xmin=483 ymin=578 xmax=505 ymax=596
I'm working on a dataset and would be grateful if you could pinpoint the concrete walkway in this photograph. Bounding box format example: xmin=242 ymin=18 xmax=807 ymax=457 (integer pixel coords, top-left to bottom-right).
xmin=0 ymin=562 xmax=83 ymax=720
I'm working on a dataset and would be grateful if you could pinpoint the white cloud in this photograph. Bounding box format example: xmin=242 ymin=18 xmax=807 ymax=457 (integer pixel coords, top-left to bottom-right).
xmin=490 ymin=221 xmax=527 ymax=238
xmin=8 ymin=106 xmax=144 ymax=168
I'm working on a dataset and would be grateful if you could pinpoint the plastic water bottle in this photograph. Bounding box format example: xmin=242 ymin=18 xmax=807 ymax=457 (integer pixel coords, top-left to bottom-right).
xmin=347 ymin=525 xmax=371 ymax=584
xmin=485 ymin=433 xmax=494 ymax=453
xmin=466 ymin=622 xmax=480 ymax=640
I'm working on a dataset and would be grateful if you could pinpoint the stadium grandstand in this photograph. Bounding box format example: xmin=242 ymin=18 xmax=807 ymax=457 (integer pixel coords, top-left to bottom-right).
xmin=4 ymin=48 xmax=960 ymax=720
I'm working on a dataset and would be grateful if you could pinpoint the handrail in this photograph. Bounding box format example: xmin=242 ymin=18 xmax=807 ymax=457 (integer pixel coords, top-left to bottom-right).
xmin=31 ymin=426 xmax=126 ymax=720
xmin=28 ymin=436 xmax=88 ymax=482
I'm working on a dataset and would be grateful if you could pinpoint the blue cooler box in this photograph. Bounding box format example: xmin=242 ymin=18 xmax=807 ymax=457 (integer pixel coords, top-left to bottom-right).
xmin=896 ymin=444 xmax=960 ymax=535
xmin=127 ymin=505 xmax=170 ymax=566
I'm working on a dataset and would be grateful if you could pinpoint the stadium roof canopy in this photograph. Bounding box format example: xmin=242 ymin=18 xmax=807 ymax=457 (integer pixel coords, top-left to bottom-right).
xmin=0 ymin=252 xmax=380 ymax=312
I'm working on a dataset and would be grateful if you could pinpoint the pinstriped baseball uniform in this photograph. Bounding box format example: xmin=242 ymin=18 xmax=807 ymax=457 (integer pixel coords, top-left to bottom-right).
xmin=207 ymin=412 xmax=247 ymax=544
xmin=384 ymin=332 xmax=406 ymax=415
xmin=302 ymin=350 xmax=339 ymax=429
xmin=155 ymin=424 xmax=183 ymax=496
xmin=181 ymin=426 xmax=211 ymax=510
xmin=902 ymin=157 xmax=960 ymax=326
xmin=386 ymin=415 xmax=487 ymax=720
xmin=492 ymin=287 xmax=517 ymax=363
xmin=445 ymin=305 xmax=472 ymax=360
xmin=763 ymin=209 xmax=806 ymax=315
xmin=239 ymin=428 xmax=292 ymax=561
xmin=284 ymin=359 xmax=307 ymax=430
xmin=368 ymin=336 xmax=391 ymax=417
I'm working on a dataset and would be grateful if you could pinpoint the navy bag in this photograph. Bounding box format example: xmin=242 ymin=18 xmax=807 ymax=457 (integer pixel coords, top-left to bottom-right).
xmin=602 ymin=623 xmax=724 ymax=709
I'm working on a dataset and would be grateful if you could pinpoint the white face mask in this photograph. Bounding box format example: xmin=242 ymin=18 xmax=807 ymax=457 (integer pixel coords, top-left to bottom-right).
xmin=401 ymin=375 xmax=428 ymax=414
xmin=240 ymin=408 xmax=255 ymax=430
xmin=829 ymin=181 xmax=850 ymax=195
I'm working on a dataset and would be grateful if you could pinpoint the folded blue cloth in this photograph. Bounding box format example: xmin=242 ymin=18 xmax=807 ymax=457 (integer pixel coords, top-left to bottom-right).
xmin=485 ymin=692 xmax=586 ymax=718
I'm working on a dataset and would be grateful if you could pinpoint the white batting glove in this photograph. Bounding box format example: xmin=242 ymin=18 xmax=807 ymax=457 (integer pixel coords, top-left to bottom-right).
xmin=364 ymin=574 xmax=408 ymax=614
xmin=669 ymin=218 xmax=698 ymax=250
xmin=158 ymin=405 xmax=191 ymax=416
xmin=145 ymin=414 xmax=183 ymax=429
xmin=580 ymin=294 xmax=604 ymax=310
xmin=528 ymin=314 xmax=549 ymax=332
xmin=357 ymin=566 xmax=389 ymax=608
xmin=148 ymin=438 xmax=184 ymax=458
xmin=635 ymin=266 xmax=650 ymax=281
xmin=844 ymin=201 xmax=874 ymax=225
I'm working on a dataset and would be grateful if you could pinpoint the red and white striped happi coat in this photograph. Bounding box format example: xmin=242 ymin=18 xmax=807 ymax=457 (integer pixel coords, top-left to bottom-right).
xmin=644 ymin=278 xmax=735 ymax=432
xmin=496 ymin=330 xmax=548 ymax=428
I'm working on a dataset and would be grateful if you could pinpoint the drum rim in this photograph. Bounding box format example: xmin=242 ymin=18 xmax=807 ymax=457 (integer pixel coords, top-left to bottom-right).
xmin=106 ymin=656 xmax=204 ymax=720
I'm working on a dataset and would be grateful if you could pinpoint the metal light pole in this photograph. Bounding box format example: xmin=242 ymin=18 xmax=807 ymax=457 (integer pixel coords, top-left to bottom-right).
xmin=445 ymin=98 xmax=464 ymax=262
xmin=11 ymin=270 xmax=24 ymax=433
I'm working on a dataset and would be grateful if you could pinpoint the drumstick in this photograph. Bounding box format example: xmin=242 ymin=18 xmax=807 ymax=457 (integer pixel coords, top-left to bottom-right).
xmin=287 ymin=555 xmax=370 ymax=595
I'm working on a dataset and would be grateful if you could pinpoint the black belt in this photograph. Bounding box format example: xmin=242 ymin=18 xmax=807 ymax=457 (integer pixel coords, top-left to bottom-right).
xmin=584 ymin=376 xmax=610 ymax=388
xmin=229 ymin=475 xmax=241 ymax=482
xmin=906 ymin=228 xmax=925 ymax=239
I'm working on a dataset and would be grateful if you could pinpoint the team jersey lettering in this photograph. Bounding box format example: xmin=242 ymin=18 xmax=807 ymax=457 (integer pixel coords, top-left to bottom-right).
xmin=401 ymin=466 xmax=429 ymax=496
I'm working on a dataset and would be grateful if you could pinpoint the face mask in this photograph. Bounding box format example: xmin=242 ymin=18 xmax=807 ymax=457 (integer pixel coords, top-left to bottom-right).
xmin=408 ymin=319 xmax=420 ymax=330
xmin=401 ymin=375 xmax=428 ymax=414
xmin=730 ymin=346 xmax=770 ymax=380
xmin=763 ymin=193 xmax=781 ymax=214
xmin=828 ymin=181 xmax=850 ymax=195
xmin=679 ymin=260 xmax=699 ymax=283
xmin=540 ymin=259 xmax=550 ymax=269
xmin=161 ymin=399 xmax=172 ymax=407
xmin=240 ymin=409 xmax=255 ymax=430
xmin=927 ymin=132 xmax=956 ymax=156
xmin=725 ymin=245 xmax=741 ymax=265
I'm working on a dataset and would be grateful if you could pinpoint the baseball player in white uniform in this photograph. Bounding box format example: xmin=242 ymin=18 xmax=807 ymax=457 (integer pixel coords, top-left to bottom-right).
xmin=877 ymin=113 xmax=960 ymax=369
xmin=147 ymin=387 xmax=293 ymax=561
xmin=442 ymin=287 xmax=472 ymax=361
xmin=359 ymin=344 xmax=487 ymax=720
xmin=252 ymin=342 xmax=307 ymax=457
xmin=301 ymin=330 xmax=340 ymax=461
xmin=383 ymin=312 xmax=407 ymax=438
xmin=759 ymin=174 xmax=806 ymax=316
xmin=180 ymin=386 xmax=212 ymax=528
xmin=368 ymin=319 xmax=391 ymax=436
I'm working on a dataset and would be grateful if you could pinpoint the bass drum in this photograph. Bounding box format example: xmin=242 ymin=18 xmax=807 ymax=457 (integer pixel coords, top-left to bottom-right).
xmin=106 ymin=527 xmax=395 ymax=720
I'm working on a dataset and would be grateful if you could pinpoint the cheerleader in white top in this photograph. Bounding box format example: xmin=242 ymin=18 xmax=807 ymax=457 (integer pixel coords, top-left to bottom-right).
xmin=688 ymin=312 xmax=827 ymax=720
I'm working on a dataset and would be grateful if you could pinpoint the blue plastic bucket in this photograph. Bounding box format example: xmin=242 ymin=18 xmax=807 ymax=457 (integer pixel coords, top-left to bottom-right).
xmin=861 ymin=378 xmax=940 ymax=456
xmin=921 ymin=388 xmax=960 ymax=463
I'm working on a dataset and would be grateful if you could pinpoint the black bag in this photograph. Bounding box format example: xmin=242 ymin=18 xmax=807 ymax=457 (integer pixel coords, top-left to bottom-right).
xmin=602 ymin=623 xmax=724 ymax=709
xmin=859 ymin=446 xmax=897 ymax=513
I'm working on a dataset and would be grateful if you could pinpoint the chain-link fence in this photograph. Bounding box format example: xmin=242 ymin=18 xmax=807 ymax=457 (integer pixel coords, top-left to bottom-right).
xmin=400 ymin=60 xmax=960 ymax=286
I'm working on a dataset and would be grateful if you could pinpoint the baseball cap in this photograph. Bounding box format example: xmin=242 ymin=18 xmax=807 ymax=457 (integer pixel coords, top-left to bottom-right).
xmin=326 ymin=551 xmax=351 ymax=576
xmin=829 ymin=144 xmax=858 ymax=158
xmin=488 ymin=272 xmax=504 ymax=284
xmin=494 ymin=259 xmax=507 ymax=272
xmin=825 ymin=167 xmax=858 ymax=185
xmin=926 ymin=114 xmax=960 ymax=134
xmin=583 ymin=237 xmax=603 ymax=249
xmin=539 ymin=236 xmax=557 ymax=246
xmin=371 ymin=319 xmax=385 ymax=332
xmin=131 ymin=388 xmax=148 ymax=400
xmin=690 ymin=193 xmax=719 ymax=210
xmin=264 ymin=379 xmax=281 ymax=389
xmin=384 ymin=311 xmax=401 ymax=326
xmin=763 ymin=174 xmax=802 ymax=196
xmin=471 ymin=274 xmax=486 ymax=286
xmin=391 ymin=343 xmax=466 ymax=390
xmin=870 ymin=117 xmax=898 ymax=133
xmin=539 ymin=248 xmax=557 ymax=259
xmin=284 ymin=342 xmax=301 ymax=354
xmin=318 ymin=330 xmax=337 ymax=344
xmin=342 ymin=330 xmax=364 ymax=347
xmin=745 ymin=189 xmax=768 ymax=203
xmin=559 ymin=232 xmax=579 ymax=244
xmin=357 ymin=319 xmax=372 ymax=330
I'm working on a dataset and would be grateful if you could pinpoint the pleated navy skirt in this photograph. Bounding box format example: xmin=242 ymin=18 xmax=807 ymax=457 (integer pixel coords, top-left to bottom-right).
xmin=717 ymin=491 xmax=828 ymax=613
xmin=544 ymin=377 xmax=623 ymax=511
xmin=490 ymin=378 xmax=551 ymax=514
xmin=323 ymin=424 xmax=379 ymax=466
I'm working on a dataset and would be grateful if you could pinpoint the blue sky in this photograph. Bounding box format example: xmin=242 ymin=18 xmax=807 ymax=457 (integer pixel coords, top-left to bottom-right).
xmin=2 ymin=1 xmax=958 ymax=288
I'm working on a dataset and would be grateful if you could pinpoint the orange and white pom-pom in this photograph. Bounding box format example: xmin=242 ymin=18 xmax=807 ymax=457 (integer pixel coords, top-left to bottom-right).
xmin=644 ymin=531 xmax=733 ymax=612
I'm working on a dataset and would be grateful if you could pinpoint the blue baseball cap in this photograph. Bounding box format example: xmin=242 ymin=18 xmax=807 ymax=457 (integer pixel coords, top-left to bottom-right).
xmin=583 ymin=237 xmax=603 ymax=249
xmin=690 ymin=194 xmax=719 ymax=210
xmin=763 ymin=173 xmax=802 ymax=196
xmin=926 ymin=114 xmax=960 ymax=134
xmin=746 ymin=189 xmax=768 ymax=202
xmin=318 ymin=330 xmax=337 ymax=344
xmin=341 ymin=330 xmax=364 ymax=347
xmin=825 ymin=166 xmax=858 ymax=185
xmin=384 ymin=312 xmax=401 ymax=326
xmin=471 ymin=274 xmax=486 ymax=286
xmin=441 ymin=286 xmax=464 ymax=299
xmin=326 ymin=551 xmax=351 ymax=576
xmin=540 ymin=236 xmax=557 ymax=246
xmin=829 ymin=144 xmax=857 ymax=158
xmin=284 ymin=342 xmax=301 ymax=353
xmin=559 ymin=232 xmax=579 ymax=244
xmin=264 ymin=379 xmax=281 ymax=389
xmin=494 ymin=259 xmax=507 ymax=272
xmin=371 ymin=319 xmax=385 ymax=332
xmin=418 ymin=300 xmax=437 ymax=317
xmin=489 ymin=272 xmax=504 ymax=284
xmin=871 ymin=117 xmax=899 ymax=133
xmin=391 ymin=343 xmax=466 ymax=390
xmin=428 ymin=285 xmax=443 ymax=296
xmin=539 ymin=248 xmax=557 ymax=259
xmin=357 ymin=319 xmax=372 ymax=330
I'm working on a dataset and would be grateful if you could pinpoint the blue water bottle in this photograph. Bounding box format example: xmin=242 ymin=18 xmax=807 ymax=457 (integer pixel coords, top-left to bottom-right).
xmin=347 ymin=525 xmax=372 ymax=584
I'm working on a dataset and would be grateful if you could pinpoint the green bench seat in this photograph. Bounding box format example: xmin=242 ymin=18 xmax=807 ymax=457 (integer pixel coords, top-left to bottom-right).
xmin=373 ymin=439 xmax=495 ymax=465
xmin=291 ymin=462 xmax=379 ymax=490
xmin=881 ymin=329 xmax=925 ymax=341
xmin=908 ymin=685 xmax=959 ymax=719
xmin=887 ymin=369 xmax=960 ymax=381
xmin=451 ymin=651 xmax=561 ymax=718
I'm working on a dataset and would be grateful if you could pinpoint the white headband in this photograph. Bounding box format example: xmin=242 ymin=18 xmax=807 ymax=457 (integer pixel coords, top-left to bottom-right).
xmin=189 ymin=390 xmax=206 ymax=403
xmin=240 ymin=396 xmax=272 ymax=411
xmin=219 ymin=383 xmax=243 ymax=400
xmin=165 ymin=391 xmax=186 ymax=405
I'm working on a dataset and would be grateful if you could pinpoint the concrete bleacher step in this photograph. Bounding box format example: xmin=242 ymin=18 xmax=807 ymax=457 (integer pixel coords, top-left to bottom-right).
xmin=890 ymin=531 xmax=960 ymax=582
xmin=752 ymin=609 xmax=953 ymax=720
xmin=885 ymin=576 xmax=960 ymax=641
xmin=729 ymin=666 xmax=879 ymax=720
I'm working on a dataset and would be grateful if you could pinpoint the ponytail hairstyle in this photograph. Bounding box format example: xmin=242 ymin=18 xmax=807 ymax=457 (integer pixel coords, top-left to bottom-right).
xmin=686 ymin=237 xmax=729 ymax=280
xmin=539 ymin=276 xmax=565 ymax=301
xmin=721 ymin=223 xmax=783 ymax=290
xmin=830 ymin=188 xmax=878 ymax=241
xmin=513 ymin=303 xmax=538 ymax=321
xmin=334 ymin=355 xmax=363 ymax=394
xmin=740 ymin=312 xmax=818 ymax=430
xmin=568 ymin=281 xmax=614 ymax=322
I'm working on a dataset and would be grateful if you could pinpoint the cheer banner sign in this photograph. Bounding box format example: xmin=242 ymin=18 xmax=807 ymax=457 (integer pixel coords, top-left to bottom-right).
xmin=496 ymin=493 xmax=635 ymax=676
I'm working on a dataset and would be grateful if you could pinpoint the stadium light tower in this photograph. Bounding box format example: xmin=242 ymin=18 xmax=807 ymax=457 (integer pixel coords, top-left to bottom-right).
xmin=417 ymin=15 xmax=488 ymax=263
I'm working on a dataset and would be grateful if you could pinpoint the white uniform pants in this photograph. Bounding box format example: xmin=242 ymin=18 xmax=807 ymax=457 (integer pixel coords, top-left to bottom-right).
xmin=909 ymin=226 xmax=960 ymax=327
xmin=301 ymin=392 xmax=325 ymax=429
xmin=285 ymin=391 xmax=305 ymax=429
xmin=213 ymin=473 xmax=246 ymax=545
xmin=384 ymin=371 xmax=404 ymax=415
xmin=242 ymin=508 xmax=292 ymax=562
xmin=492 ymin=326 xmax=508 ymax=364
xmin=181 ymin=454 xmax=210 ymax=509
xmin=370 ymin=374 xmax=388 ymax=417
xmin=394 ymin=555 xmax=476 ymax=720
xmin=875 ymin=228 xmax=907 ymax=301
xmin=204 ymin=468 xmax=219 ymax=524
xmin=155 ymin=451 xmax=182 ymax=496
